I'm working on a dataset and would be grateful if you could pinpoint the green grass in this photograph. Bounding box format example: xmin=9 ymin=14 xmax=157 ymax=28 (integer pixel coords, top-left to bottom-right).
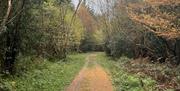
xmin=0 ymin=53 xmax=88 ymax=91
xmin=96 ymin=52 xmax=156 ymax=91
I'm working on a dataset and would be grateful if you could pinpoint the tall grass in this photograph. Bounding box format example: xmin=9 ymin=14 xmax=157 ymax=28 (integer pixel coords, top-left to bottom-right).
xmin=0 ymin=53 xmax=88 ymax=91
xmin=96 ymin=53 xmax=156 ymax=91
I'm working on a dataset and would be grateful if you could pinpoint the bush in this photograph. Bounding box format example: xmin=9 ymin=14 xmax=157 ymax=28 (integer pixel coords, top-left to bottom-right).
xmin=0 ymin=53 xmax=87 ymax=91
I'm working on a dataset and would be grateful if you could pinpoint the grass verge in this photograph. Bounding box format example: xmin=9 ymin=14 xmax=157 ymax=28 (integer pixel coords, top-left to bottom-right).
xmin=0 ymin=53 xmax=87 ymax=91
xmin=96 ymin=52 xmax=156 ymax=91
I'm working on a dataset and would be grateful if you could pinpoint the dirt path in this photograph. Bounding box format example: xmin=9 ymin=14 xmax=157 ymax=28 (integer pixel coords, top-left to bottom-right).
xmin=66 ymin=54 xmax=113 ymax=91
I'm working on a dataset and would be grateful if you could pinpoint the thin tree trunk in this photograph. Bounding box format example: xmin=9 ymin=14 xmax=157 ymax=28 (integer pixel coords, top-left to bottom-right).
xmin=0 ymin=0 xmax=12 ymax=33
xmin=3 ymin=0 xmax=25 ymax=74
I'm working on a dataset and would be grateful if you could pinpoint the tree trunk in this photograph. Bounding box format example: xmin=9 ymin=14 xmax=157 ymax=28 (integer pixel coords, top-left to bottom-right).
xmin=0 ymin=0 xmax=12 ymax=34
xmin=2 ymin=0 xmax=25 ymax=75
xmin=175 ymin=39 xmax=180 ymax=64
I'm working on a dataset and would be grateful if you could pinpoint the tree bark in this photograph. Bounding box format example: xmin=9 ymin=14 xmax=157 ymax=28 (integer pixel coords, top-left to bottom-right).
xmin=0 ymin=0 xmax=12 ymax=33
xmin=175 ymin=39 xmax=180 ymax=64
xmin=2 ymin=0 xmax=25 ymax=75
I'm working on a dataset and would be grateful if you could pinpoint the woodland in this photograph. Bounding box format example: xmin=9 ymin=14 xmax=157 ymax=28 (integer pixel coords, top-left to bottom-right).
xmin=0 ymin=0 xmax=180 ymax=91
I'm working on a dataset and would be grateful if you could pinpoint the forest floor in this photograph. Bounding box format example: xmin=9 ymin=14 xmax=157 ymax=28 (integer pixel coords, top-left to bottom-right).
xmin=1 ymin=52 xmax=178 ymax=91
xmin=66 ymin=54 xmax=113 ymax=91
xmin=0 ymin=53 xmax=88 ymax=91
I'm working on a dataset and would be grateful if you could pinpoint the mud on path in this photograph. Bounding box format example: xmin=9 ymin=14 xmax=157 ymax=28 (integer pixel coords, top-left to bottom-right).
xmin=66 ymin=54 xmax=113 ymax=91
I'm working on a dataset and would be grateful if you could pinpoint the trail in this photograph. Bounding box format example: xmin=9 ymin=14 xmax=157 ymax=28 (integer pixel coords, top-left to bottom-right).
xmin=66 ymin=54 xmax=113 ymax=91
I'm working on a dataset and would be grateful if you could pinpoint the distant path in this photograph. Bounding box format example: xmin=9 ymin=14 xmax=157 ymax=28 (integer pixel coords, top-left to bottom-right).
xmin=66 ymin=54 xmax=113 ymax=91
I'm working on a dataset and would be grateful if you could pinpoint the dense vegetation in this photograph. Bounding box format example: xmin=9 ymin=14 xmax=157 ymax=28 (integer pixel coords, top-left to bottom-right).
xmin=0 ymin=0 xmax=87 ymax=90
xmin=96 ymin=53 xmax=156 ymax=91
xmin=0 ymin=0 xmax=179 ymax=91
xmin=0 ymin=0 xmax=102 ymax=90
xmin=99 ymin=0 xmax=180 ymax=64
xmin=0 ymin=0 xmax=85 ymax=74
xmin=96 ymin=0 xmax=180 ymax=90
xmin=0 ymin=53 xmax=87 ymax=91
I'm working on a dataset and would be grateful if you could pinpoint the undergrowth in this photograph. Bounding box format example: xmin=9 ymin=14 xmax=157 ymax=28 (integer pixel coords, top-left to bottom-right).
xmin=96 ymin=53 xmax=156 ymax=91
xmin=126 ymin=58 xmax=180 ymax=90
xmin=0 ymin=53 xmax=87 ymax=91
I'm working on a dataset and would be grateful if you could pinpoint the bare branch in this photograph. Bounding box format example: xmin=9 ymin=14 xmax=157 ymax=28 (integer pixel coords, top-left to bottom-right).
xmin=70 ymin=0 xmax=83 ymax=25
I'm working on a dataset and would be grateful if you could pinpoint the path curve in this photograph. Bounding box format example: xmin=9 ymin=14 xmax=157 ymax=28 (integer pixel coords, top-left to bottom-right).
xmin=65 ymin=54 xmax=113 ymax=91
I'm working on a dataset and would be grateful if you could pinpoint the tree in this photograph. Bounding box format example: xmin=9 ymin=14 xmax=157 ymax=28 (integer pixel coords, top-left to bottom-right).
xmin=77 ymin=2 xmax=102 ymax=52
xmin=0 ymin=0 xmax=85 ymax=74
xmin=0 ymin=0 xmax=26 ymax=74
xmin=0 ymin=0 xmax=12 ymax=34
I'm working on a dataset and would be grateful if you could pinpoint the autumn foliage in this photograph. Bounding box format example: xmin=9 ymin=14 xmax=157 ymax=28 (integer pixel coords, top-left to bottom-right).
xmin=92 ymin=0 xmax=179 ymax=65
xmin=126 ymin=0 xmax=180 ymax=63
